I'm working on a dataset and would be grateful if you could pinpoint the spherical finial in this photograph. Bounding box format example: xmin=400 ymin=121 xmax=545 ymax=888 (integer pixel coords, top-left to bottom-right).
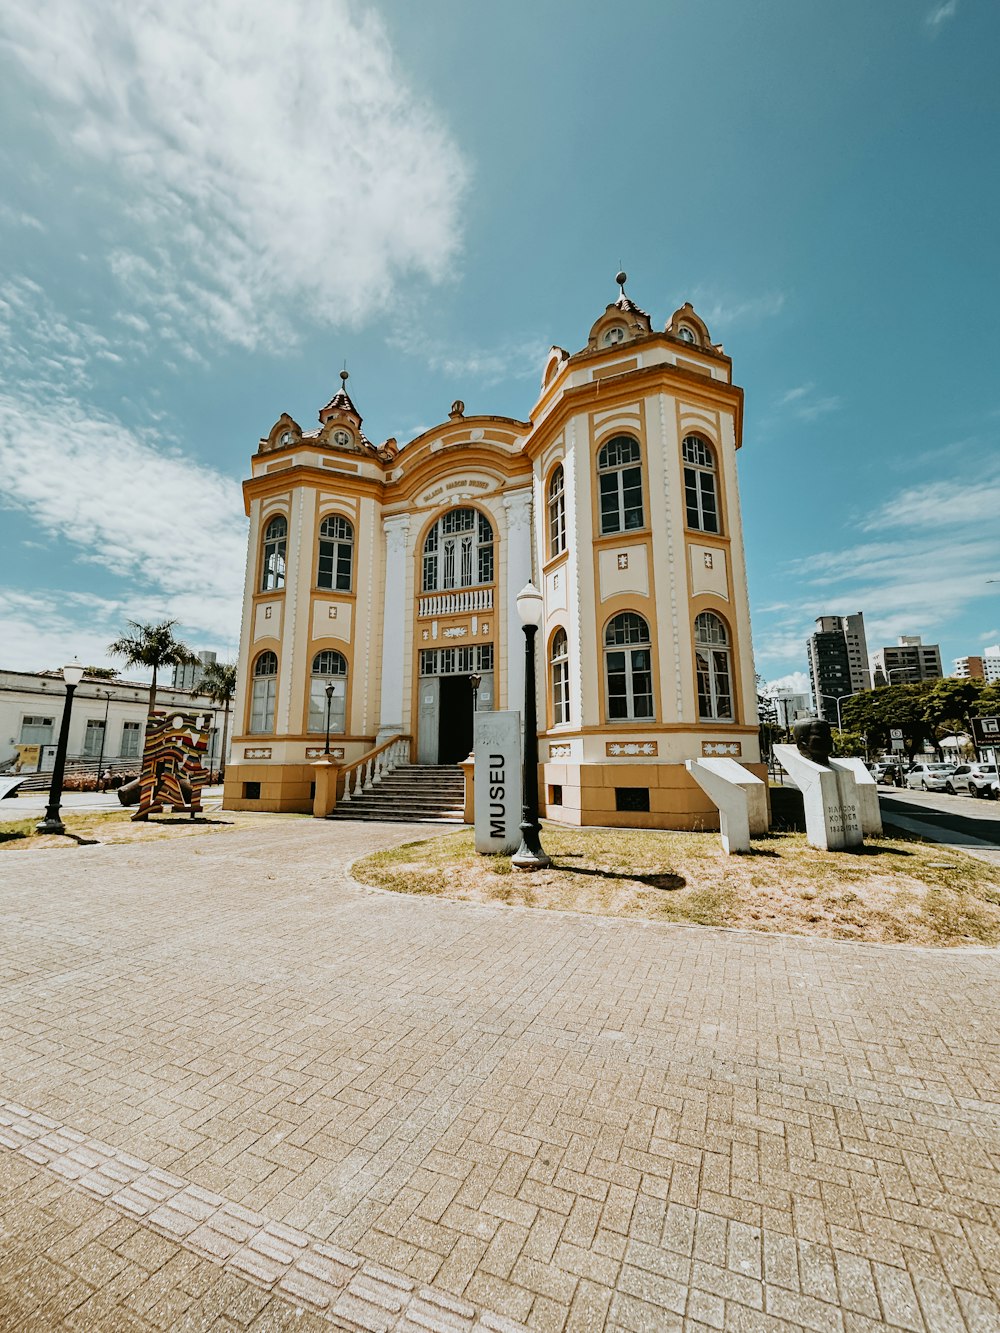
xmin=449 ymin=399 xmax=465 ymax=418
xmin=615 ymin=270 xmax=627 ymax=289
xmin=340 ymin=369 xmax=349 ymax=387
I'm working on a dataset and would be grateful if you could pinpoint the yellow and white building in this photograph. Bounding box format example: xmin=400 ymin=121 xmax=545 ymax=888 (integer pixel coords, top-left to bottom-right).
xmin=224 ymin=278 xmax=762 ymax=827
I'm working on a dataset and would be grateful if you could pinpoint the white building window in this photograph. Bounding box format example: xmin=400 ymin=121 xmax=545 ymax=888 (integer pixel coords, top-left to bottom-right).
xmin=597 ymin=436 xmax=644 ymax=535
xmin=19 ymin=715 xmax=54 ymax=745
xmin=604 ymin=613 xmax=654 ymax=720
xmin=550 ymin=628 xmax=570 ymax=725
xmin=317 ymin=515 xmax=353 ymax=591
xmin=547 ymin=464 xmax=566 ymax=557
xmin=83 ymin=719 xmax=105 ymax=758
xmin=695 ymin=612 xmax=733 ymax=721
xmin=120 ymin=721 xmax=142 ymax=759
xmin=307 ymin=650 xmax=348 ymax=733
xmin=249 ymin=651 xmax=278 ymax=733
xmin=682 ymin=435 xmax=720 ymax=534
xmin=261 ymin=515 xmax=287 ymax=591
xmin=422 ymin=508 xmax=494 ymax=592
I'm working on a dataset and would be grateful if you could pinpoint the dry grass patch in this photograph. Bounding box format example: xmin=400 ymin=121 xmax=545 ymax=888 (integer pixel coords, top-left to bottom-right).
xmin=353 ymin=825 xmax=1000 ymax=947
xmin=0 ymin=807 xmax=307 ymax=850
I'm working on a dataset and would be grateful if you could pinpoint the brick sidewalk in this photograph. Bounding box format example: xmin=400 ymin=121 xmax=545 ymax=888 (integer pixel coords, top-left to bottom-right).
xmin=2 ymin=818 xmax=1000 ymax=1330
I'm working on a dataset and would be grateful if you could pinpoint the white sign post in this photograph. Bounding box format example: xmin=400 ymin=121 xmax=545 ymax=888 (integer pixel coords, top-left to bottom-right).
xmin=474 ymin=711 xmax=522 ymax=855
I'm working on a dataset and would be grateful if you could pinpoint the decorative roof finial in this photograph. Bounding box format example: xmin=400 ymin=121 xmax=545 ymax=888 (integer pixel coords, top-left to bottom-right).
xmin=340 ymin=366 xmax=349 ymax=389
xmin=615 ymin=269 xmax=628 ymax=296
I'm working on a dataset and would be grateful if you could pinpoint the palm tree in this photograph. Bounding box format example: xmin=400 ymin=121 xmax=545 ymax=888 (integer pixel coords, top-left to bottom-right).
xmin=200 ymin=661 xmax=237 ymax=779
xmin=107 ymin=619 xmax=197 ymax=716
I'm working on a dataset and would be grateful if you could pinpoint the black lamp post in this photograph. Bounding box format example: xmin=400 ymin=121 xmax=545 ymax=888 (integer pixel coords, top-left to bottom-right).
xmin=324 ymin=681 xmax=335 ymax=755
xmin=95 ymin=688 xmax=112 ymax=787
xmin=512 ymin=582 xmax=550 ymax=871
xmin=37 ymin=660 xmax=85 ymax=836
xmin=469 ymin=672 xmax=482 ymax=715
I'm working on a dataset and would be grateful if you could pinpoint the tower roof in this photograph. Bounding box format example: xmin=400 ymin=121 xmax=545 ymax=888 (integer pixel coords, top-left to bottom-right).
xmin=319 ymin=369 xmax=363 ymax=426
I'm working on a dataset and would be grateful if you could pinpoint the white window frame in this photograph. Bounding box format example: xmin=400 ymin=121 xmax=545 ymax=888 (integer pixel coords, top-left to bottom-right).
xmin=550 ymin=628 xmax=570 ymax=725
xmin=249 ymin=652 xmax=278 ymax=733
xmin=261 ymin=515 xmax=287 ymax=591
xmin=604 ymin=613 xmax=654 ymax=721
xmin=695 ymin=612 xmax=734 ymax=722
xmin=597 ymin=437 xmax=644 ymax=535
xmin=547 ymin=464 xmax=566 ymax=558
xmin=682 ymin=435 xmax=720 ymax=534
xmin=307 ymin=651 xmax=348 ymax=733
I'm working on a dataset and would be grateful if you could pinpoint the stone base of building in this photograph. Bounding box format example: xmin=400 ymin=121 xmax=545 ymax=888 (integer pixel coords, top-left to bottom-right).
xmin=223 ymin=759 xmax=769 ymax=828
xmin=223 ymin=762 xmax=316 ymax=813
xmin=540 ymin=761 xmax=768 ymax=831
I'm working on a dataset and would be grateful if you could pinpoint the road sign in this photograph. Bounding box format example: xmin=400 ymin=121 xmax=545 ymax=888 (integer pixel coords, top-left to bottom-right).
xmin=891 ymin=738 xmax=905 ymax=752
xmin=890 ymin=728 xmax=903 ymax=739
xmin=971 ymin=716 xmax=1000 ymax=745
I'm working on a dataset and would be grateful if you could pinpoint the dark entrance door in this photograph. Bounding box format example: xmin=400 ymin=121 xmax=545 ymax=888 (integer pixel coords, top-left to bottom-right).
xmin=438 ymin=675 xmax=473 ymax=764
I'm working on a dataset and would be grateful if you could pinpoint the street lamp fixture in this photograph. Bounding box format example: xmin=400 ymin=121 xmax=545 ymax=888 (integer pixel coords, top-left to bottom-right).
xmin=324 ymin=681 xmax=335 ymax=755
xmin=469 ymin=672 xmax=482 ymax=716
xmin=95 ymin=687 xmax=112 ymax=788
xmin=512 ymin=582 xmax=550 ymax=871
xmin=820 ymin=692 xmax=853 ymax=733
xmin=37 ymin=660 xmax=85 ymax=835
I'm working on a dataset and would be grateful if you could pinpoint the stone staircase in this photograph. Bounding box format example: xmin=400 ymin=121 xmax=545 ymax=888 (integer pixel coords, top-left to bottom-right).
xmin=325 ymin=764 xmax=468 ymax=824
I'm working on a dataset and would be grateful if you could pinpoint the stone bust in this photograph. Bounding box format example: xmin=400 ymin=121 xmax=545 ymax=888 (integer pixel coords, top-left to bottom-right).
xmin=792 ymin=717 xmax=833 ymax=766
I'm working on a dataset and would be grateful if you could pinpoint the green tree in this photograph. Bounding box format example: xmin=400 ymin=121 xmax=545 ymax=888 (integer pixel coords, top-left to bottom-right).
xmin=832 ymin=728 xmax=867 ymax=758
xmin=107 ymin=619 xmax=197 ymax=716
xmin=841 ymin=683 xmax=937 ymax=761
xmin=922 ymin=678 xmax=982 ymax=745
xmin=82 ymin=666 xmax=119 ymax=680
xmin=200 ymin=661 xmax=237 ymax=779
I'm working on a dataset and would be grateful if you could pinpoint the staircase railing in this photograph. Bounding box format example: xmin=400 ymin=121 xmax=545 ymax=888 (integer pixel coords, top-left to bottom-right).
xmin=311 ymin=735 xmax=412 ymax=817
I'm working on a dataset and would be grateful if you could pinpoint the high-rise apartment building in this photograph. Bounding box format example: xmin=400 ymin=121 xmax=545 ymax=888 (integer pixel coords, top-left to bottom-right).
xmin=871 ymin=636 xmax=942 ymax=686
xmin=959 ymin=646 xmax=1000 ymax=684
xmin=172 ymin=650 xmax=218 ymax=691
xmin=806 ymin=613 xmax=870 ymax=725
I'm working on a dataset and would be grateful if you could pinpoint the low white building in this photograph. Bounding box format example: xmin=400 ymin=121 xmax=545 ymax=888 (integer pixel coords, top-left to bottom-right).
xmin=0 ymin=669 xmax=225 ymax=773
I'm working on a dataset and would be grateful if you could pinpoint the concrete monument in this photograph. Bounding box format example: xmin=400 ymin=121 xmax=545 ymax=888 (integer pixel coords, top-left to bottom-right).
xmin=685 ymin=757 xmax=768 ymax=853
xmin=773 ymin=719 xmax=864 ymax=851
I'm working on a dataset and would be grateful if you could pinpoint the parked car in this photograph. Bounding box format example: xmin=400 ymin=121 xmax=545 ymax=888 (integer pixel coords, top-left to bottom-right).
xmin=905 ymin=763 xmax=957 ymax=791
xmin=872 ymin=760 xmax=901 ymax=784
xmin=948 ymin=763 xmax=999 ymax=797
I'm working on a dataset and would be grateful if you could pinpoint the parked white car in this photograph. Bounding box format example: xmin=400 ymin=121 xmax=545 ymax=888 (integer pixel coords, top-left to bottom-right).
xmin=948 ymin=763 xmax=999 ymax=798
xmin=905 ymin=763 xmax=957 ymax=791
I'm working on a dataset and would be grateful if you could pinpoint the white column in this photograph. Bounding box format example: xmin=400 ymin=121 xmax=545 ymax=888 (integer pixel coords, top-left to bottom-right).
xmin=377 ymin=515 xmax=411 ymax=742
xmin=503 ymin=488 xmax=534 ymax=714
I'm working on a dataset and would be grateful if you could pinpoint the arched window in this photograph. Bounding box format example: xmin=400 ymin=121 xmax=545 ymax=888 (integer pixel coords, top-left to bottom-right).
xmin=695 ymin=612 xmax=733 ymax=721
xmin=249 ymin=651 xmax=278 ymax=733
xmin=597 ymin=436 xmax=644 ymax=535
xmin=261 ymin=515 xmax=287 ymax=591
xmin=422 ymin=508 xmax=494 ymax=593
xmin=308 ymin=650 xmax=348 ymax=734
xmin=548 ymin=464 xmax=566 ymax=558
xmin=682 ymin=436 xmax=719 ymax=533
xmin=550 ymin=628 xmax=570 ymax=725
xmin=604 ymin=613 xmax=654 ymax=720
xmin=317 ymin=515 xmax=354 ymax=591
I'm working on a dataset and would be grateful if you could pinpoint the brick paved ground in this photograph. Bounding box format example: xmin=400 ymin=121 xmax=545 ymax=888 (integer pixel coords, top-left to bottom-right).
xmin=2 ymin=819 xmax=1000 ymax=1331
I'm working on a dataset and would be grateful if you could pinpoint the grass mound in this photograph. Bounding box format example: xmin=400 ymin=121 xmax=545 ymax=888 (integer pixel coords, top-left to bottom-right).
xmin=353 ymin=825 xmax=1000 ymax=947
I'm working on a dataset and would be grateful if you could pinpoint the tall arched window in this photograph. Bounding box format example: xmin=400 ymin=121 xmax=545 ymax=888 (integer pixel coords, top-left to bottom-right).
xmin=249 ymin=651 xmax=278 ymax=733
xmin=548 ymin=464 xmax=566 ymax=557
xmin=597 ymin=436 xmax=644 ymax=534
xmin=308 ymin=650 xmax=348 ymax=734
xmin=422 ymin=508 xmax=494 ymax=592
xmin=604 ymin=613 xmax=654 ymax=720
xmin=261 ymin=515 xmax=287 ymax=591
xmin=682 ymin=436 xmax=720 ymax=533
xmin=550 ymin=628 xmax=570 ymax=725
xmin=317 ymin=515 xmax=354 ymax=591
xmin=695 ymin=612 xmax=733 ymax=721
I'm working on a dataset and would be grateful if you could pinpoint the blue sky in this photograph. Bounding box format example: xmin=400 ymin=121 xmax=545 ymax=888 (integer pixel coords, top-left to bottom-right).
xmin=1 ymin=0 xmax=998 ymax=692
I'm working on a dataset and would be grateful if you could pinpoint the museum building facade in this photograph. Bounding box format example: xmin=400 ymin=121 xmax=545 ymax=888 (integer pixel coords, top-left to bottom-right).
xmin=223 ymin=279 xmax=762 ymax=827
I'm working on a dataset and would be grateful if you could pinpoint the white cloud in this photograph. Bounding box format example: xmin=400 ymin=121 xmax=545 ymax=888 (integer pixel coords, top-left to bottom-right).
xmin=777 ymin=383 xmax=842 ymax=420
xmin=762 ymin=671 xmax=811 ymax=696
xmin=925 ymin=0 xmax=959 ymax=30
xmin=0 ymin=205 xmax=46 ymax=231
xmin=862 ymin=466 xmax=1000 ymax=532
xmin=390 ymin=329 xmax=550 ymax=389
xmin=0 ymin=391 xmax=248 ymax=648
xmin=1 ymin=0 xmax=468 ymax=353
xmin=687 ymin=288 xmax=787 ymax=332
